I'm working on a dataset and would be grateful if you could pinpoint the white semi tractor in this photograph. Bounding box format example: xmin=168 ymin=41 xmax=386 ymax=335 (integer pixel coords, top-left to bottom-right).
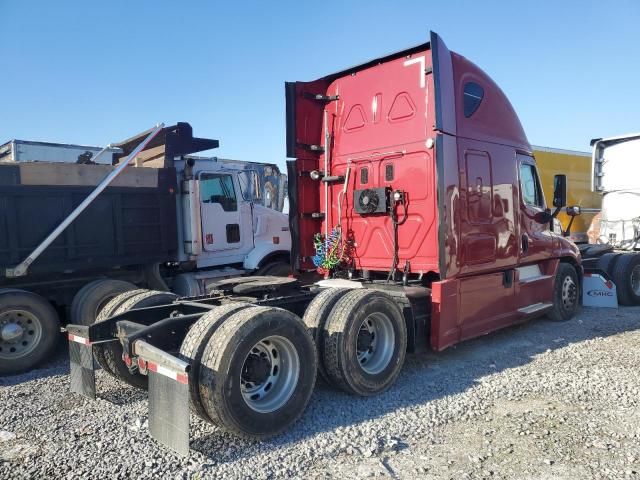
xmin=571 ymin=132 xmax=640 ymax=306
xmin=0 ymin=123 xmax=291 ymax=375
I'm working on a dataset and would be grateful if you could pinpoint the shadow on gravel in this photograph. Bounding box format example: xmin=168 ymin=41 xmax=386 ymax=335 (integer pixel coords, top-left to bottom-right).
xmin=190 ymin=306 xmax=640 ymax=465
xmin=99 ymin=387 xmax=148 ymax=405
xmin=0 ymin=334 xmax=69 ymax=387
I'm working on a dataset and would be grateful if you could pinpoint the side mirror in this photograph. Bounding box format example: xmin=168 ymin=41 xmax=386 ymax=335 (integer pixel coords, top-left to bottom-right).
xmin=553 ymin=174 xmax=567 ymax=208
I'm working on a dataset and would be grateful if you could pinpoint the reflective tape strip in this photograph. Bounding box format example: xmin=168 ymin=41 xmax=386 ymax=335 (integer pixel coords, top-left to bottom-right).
xmin=147 ymin=361 xmax=188 ymax=385
xmin=68 ymin=333 xmax=91 ymax=345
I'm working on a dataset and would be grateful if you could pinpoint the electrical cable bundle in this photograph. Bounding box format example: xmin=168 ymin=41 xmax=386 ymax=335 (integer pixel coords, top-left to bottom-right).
xmin=312 ymin=227 xmax=344 ymax=275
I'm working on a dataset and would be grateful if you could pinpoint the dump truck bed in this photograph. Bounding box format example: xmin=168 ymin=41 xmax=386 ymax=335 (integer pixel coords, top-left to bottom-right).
xmin=0 ymin=162 xmax=178 ymax=276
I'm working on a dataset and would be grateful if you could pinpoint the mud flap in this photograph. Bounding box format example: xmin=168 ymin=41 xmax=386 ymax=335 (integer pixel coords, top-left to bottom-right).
xmin=582 ymin=273 xmax=618 ymax=308
xmin=68 ymin=333 xmax=96 ymax=400
xmin=134 ymin=340 xmax=190 ymax=456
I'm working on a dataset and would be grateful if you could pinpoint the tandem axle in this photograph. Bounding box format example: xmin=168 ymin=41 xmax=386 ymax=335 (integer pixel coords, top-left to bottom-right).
xmin=67 ymin=276 xmax=428 ymax=454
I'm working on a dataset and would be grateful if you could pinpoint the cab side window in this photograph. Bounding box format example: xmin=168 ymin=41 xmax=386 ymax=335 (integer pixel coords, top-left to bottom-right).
xmin=519 ymin=163 xmax=543 ymax=208
xmin=200 ymin=173 xmax=237 ymax=211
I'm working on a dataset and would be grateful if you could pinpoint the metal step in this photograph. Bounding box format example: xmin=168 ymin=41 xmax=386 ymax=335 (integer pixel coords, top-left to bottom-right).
xmin=519 ymin=274 xmax=553 ymax=284
xmin=518 ymin=302 xmax=553 ymax=314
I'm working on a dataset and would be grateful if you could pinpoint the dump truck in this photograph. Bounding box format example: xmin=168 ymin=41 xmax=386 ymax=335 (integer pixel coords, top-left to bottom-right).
xmin=0 ymin=122 xmax=291 ymax=375
xmin=66 ymin=32 xmax=581 ymax=455
xmin=572 ymin=132 xmax=640 ymax=306
xmin=533 ymin=146 xmax=601 ymax=243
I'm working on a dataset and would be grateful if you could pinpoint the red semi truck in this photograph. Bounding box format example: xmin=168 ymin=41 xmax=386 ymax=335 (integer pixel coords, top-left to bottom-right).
xmin=66 ymin=32 xmax=581 ymax=454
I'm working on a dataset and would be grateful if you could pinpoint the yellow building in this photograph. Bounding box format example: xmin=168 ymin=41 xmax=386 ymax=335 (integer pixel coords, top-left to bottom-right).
xmin=533 ymin=146 xmax=601 ymax=243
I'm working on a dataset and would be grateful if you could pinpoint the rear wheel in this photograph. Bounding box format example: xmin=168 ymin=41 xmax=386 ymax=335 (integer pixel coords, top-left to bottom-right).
xmin=0 ymin=289 xmax=61 ymax=375
xmin=93 ymin=289 xmax=147 ymax=375
xmin=611 ymin=254 xmax=640 ymax=305
xmin=322 ymin=289 xmax=407 ymax=396
xmin=548 ymin=263 xmax=580 ymax=321
xmin=301 ymin=288 xmax=349 ymax=383
xmin=179 ymin=302 xmax=252 ymax=421
xmin=71 ymin=279 xmax=137 ymax=326
xmin=102 ymin=290 xmax=178 ymax=389
xmin=199 ymin=306 xmax=316 ymax=438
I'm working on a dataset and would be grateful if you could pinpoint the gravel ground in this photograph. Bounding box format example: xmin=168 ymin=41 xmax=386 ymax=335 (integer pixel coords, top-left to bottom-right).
xmin=1 ymin=306 xmax=640 ymax=479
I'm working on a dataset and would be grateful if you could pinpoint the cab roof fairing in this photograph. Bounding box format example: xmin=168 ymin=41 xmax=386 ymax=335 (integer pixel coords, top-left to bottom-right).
xmin=290 ymin=31 xmax=531 ymax=154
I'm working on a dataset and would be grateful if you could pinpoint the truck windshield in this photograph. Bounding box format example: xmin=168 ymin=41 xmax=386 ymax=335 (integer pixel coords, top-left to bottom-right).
xmin=200 ymin=173 xmax=237 ymax=211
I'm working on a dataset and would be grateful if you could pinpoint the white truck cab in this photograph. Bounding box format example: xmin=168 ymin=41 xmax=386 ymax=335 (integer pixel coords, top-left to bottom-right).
xmin=173 ymin=156 xmax=291 ymax=296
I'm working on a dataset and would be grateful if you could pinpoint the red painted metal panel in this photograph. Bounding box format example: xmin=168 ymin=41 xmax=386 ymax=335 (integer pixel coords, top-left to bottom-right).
xmin=316 ymin=48 xmax=439 ymax=274
xmin=430 ymin=278 xmax=459 ymax=351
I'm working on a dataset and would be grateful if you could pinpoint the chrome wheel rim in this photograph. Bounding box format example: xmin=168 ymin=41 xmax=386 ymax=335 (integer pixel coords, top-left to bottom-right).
xmin=0 ymin=309 xmax=43 ymax=360
xmin=240 ymin=335 xmax=300 ymax=413
xmin=561 ymin=275 xmax=578 ymax=309
xmin=631 ymin=265 xmax=640 ymax=296
xmin=356 ymin=312 xmax=395 ymax=375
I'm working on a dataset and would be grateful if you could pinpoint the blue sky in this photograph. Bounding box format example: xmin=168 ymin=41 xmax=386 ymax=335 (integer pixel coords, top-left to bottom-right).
xmin=1 ymin=1 xmax=638 ymax=169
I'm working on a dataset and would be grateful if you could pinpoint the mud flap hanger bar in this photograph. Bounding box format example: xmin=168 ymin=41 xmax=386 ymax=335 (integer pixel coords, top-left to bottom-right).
xmin=66 ymin=308 xmax=202 ymax=400
xmin=116 ymin=314 xmax=201 ymax=358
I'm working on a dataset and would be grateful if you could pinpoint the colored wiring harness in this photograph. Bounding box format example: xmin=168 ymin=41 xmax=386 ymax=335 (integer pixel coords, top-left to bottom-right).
xmin=312 ymin=227 xmax=344 ymax=275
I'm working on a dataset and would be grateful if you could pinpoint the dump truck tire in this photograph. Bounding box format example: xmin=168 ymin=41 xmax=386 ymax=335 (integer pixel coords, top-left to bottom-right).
xmin=0 ymin=289 xmax=61 ymax=375
xmin=93 ymin=289 xmax=147 ymax=376
xmin=322 ymin=289 xmax=407 ymax=396
xmin=301 ymin=288 xmax=350 ymax=384
xmin=199 ymin=306 xmax=316 ymax=439
xmin=102 ymin=290 xmax=178 ymax=389
xmin=71 ymin=279 xmax=137 ymax=326
xmin=179 ymin=302 xmax=252 ymax=422
xmin=548 ymin=263 xmax=580 ymax=321
xmin=611 ymin=253 xmax=640 ymax=305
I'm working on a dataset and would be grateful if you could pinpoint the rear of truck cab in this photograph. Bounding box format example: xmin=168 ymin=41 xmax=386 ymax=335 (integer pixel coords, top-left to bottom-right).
xmin=286 ymin=31 xmax=581 ymax=351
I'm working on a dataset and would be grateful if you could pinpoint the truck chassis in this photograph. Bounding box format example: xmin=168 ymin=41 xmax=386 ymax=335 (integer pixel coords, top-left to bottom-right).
xmin=67 ymin=276 xmax=431 ymax=454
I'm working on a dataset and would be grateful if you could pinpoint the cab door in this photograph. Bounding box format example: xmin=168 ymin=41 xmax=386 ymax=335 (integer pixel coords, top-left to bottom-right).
xmin=516 ymin=155 xmax=555 ymax=309
xmin=199 ymin=172 xmax=253 ymax=254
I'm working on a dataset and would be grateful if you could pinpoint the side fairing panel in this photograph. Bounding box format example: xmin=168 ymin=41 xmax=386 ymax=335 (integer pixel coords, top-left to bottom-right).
xmin=285 ymin=80 xmax=329 ymax=270
xmin=430 ymin=32 xmax=457 ymax=137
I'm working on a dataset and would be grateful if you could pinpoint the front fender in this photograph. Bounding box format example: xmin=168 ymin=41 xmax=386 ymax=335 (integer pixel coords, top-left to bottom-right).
xmin=243 ymin=244 xmax=291 ymax=270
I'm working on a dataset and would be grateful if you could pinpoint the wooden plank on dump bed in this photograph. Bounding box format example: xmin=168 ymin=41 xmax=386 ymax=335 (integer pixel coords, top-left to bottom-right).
xmin=17 ymin=163 xmax=159 ymax=187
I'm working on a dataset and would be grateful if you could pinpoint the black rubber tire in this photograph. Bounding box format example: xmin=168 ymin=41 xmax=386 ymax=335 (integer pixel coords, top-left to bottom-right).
xmin=199 ymin=306 xmax=316 ymax=438
xmin=70 ymin=279 xmax=137 ymax=326
xmin=255 ymin=261 xmax=291 ymax=277
xmin=301 ymin=288 xmax=350 ymax=384
xmin=548 ymin=263 xmax=580 ymax=322
xmin=611 ymin=253 xmax=640 ymax=306
xmin=322 ymin=289 xmax=407 ymax=396
xmin=93 ymin=289 xmax=147 ymax=376
xmin=595 ymin=252 xmax=620 ymax=276
xmin=102 ymin=290 xmax=178 ymax=389
xmin=0 ymin=289 xmax=61 ymax=375
xmin=178 ymin=302 xmax=252 ymax=421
